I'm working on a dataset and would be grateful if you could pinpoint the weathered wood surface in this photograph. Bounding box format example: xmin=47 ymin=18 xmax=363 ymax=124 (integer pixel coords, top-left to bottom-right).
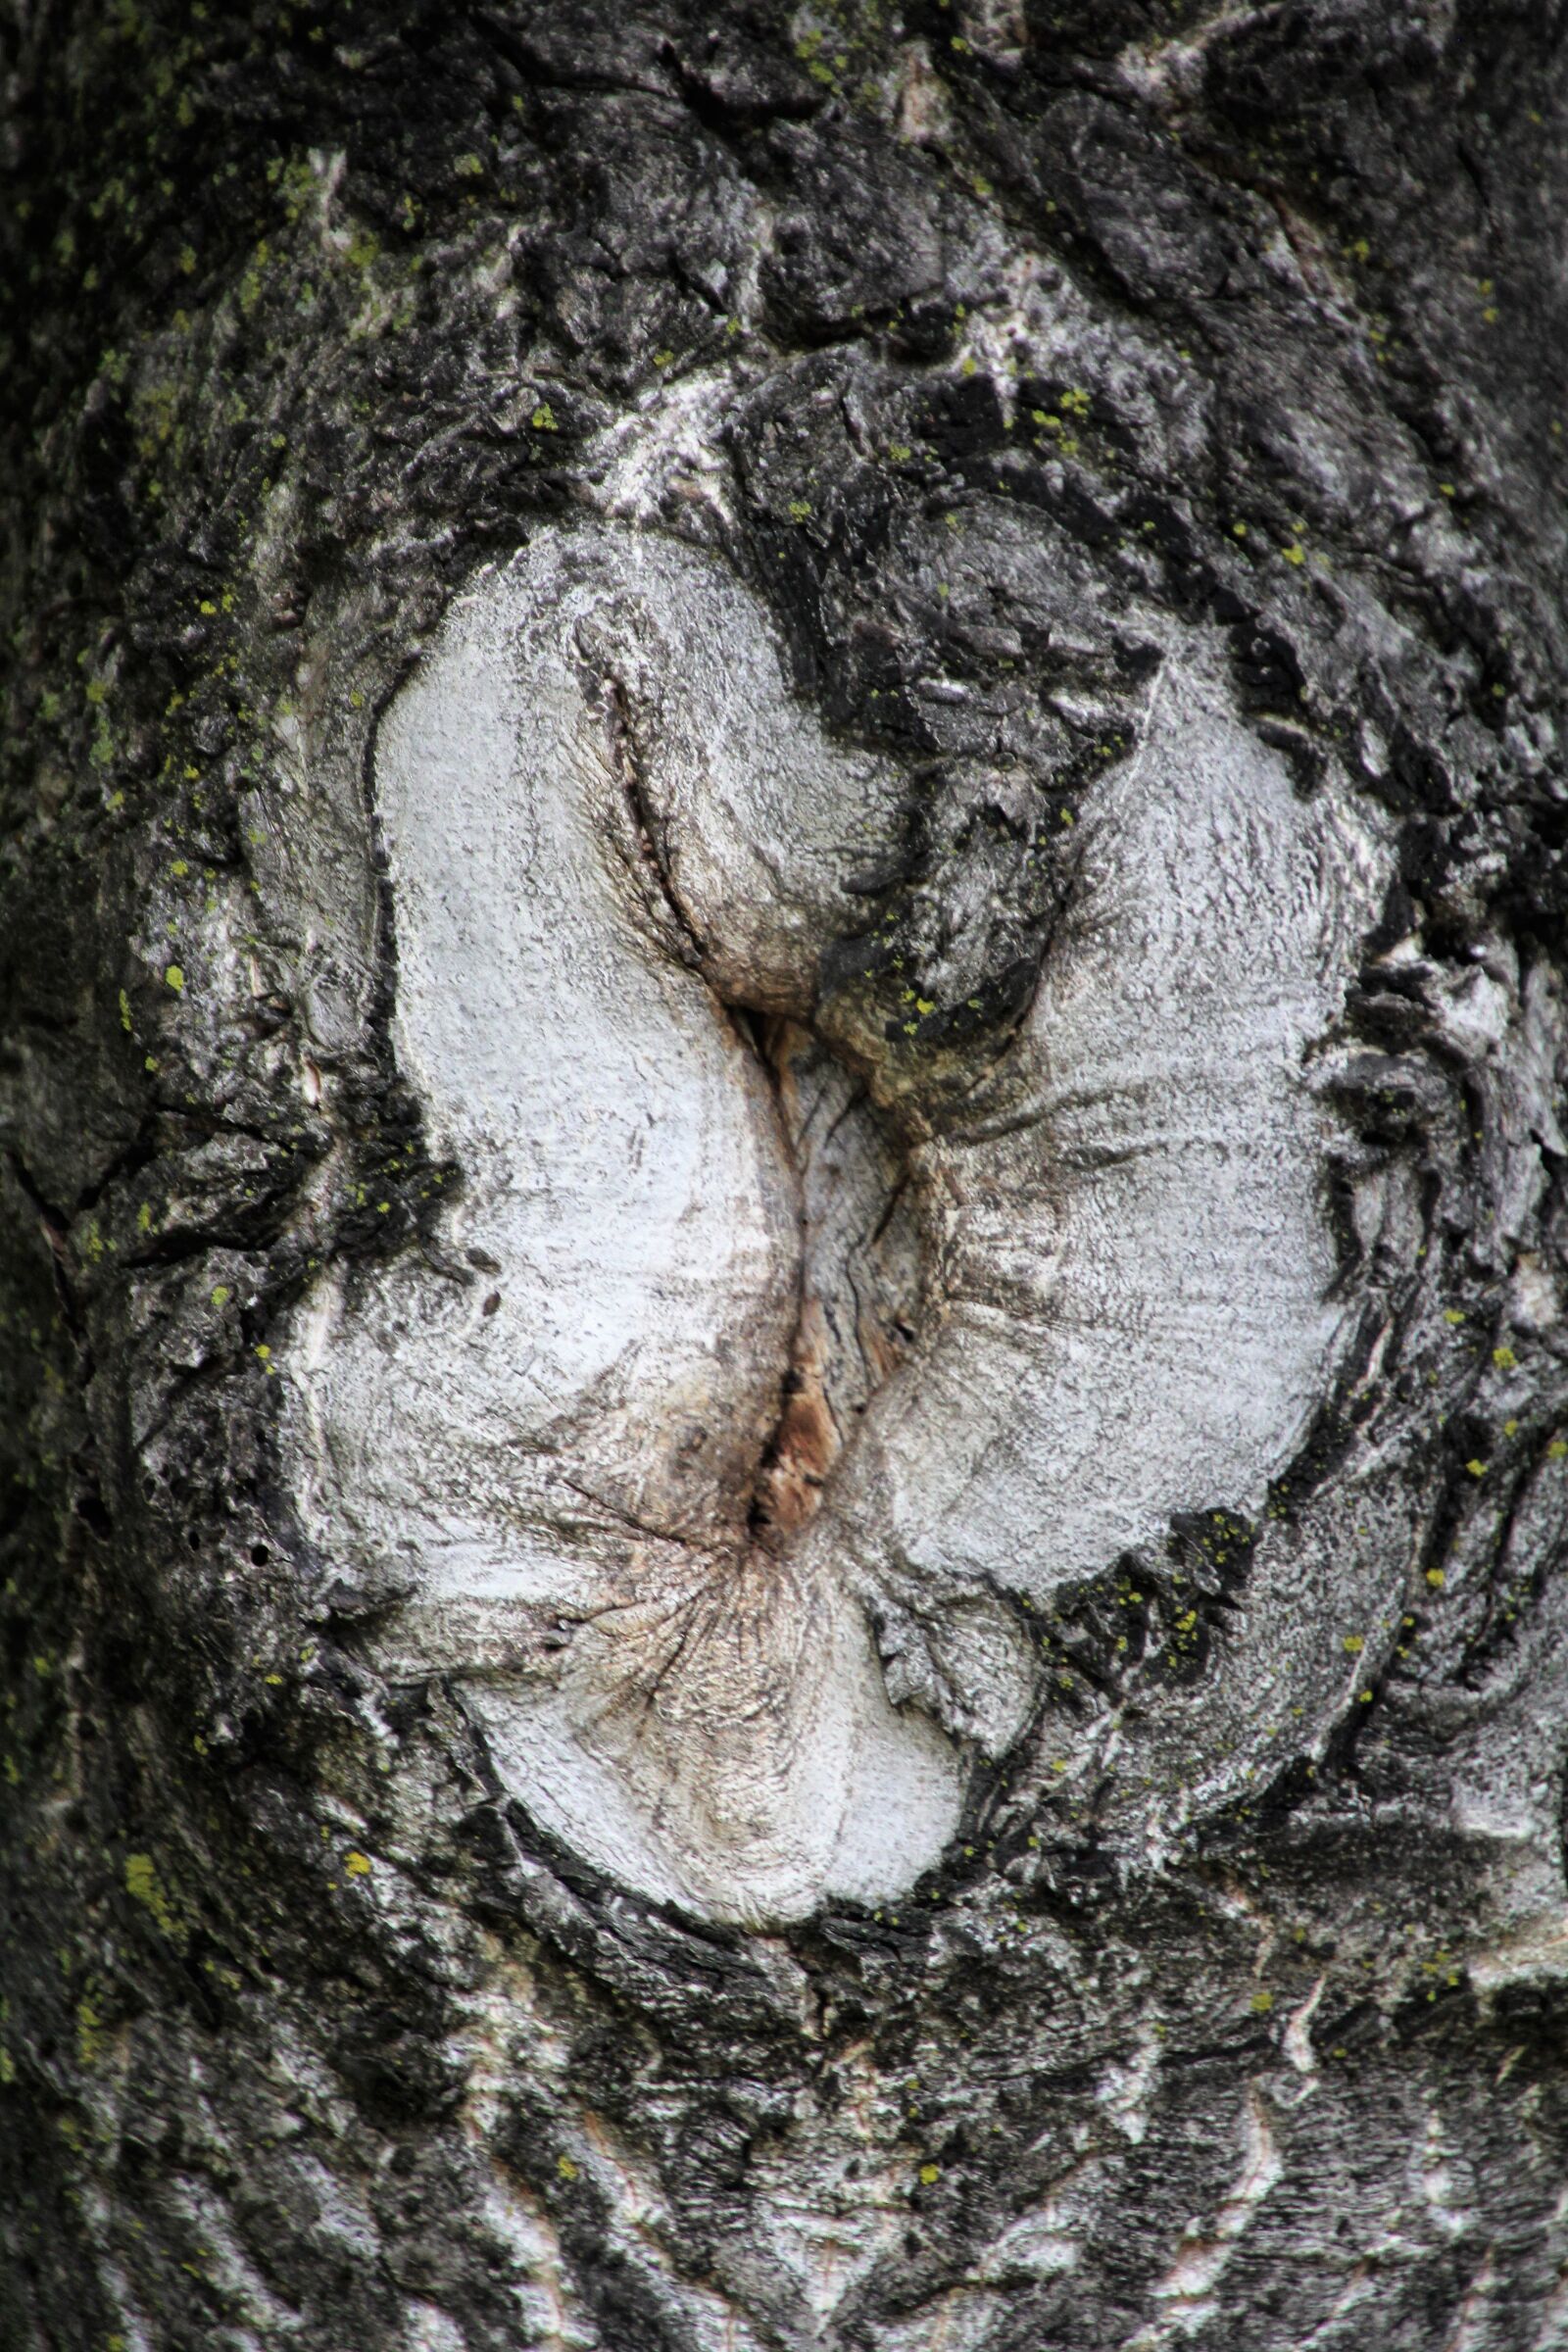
xmin=3 ymin=5 xmax=1567 ymax=2347
xmin=286 ymin=523 xmax=1385 ymax=1924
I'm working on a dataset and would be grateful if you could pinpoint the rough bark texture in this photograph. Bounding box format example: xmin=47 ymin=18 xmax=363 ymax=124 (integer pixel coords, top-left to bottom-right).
xmin=3 ymin=3 xmax=1568 ymax=2347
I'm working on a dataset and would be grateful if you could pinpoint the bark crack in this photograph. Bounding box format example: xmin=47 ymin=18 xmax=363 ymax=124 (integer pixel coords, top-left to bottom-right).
xmin=584 ymin=650 xmax=919 ymax=1556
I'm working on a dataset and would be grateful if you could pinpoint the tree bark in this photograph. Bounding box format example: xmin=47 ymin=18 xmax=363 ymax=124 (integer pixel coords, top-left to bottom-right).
xmin=4 ymin=5 xmax=1568 ymax=2348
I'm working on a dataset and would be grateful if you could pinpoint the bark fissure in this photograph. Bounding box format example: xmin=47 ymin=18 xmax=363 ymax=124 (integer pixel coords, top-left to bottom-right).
xmin=591 ymin=643 xmax=922 ymax=1556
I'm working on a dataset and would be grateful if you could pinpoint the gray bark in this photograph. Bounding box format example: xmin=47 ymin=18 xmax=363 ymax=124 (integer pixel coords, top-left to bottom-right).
xmin=3 ymin=4 xmax=1568 ymax=2347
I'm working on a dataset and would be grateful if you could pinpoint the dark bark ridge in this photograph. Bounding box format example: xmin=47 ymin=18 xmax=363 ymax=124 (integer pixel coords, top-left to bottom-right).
xmin=2 ymin=4 xmax=1566 ymax=2347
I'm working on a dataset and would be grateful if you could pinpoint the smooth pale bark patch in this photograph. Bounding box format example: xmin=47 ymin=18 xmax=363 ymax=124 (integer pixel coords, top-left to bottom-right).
xmin=814 ymin=662 xmax=1389 ymax=1719
xmin=284 ymin=522 xmax=1385 ymax=1925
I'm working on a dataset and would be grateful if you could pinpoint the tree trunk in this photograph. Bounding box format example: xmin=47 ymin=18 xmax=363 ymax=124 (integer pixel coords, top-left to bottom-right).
xmin=4 ymin=5 xmax=1567 ymax=2347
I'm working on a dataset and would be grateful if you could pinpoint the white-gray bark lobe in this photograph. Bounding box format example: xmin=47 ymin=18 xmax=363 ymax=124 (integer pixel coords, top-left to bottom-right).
xmin=286 ymin=521 xmax=1386 ymax=1924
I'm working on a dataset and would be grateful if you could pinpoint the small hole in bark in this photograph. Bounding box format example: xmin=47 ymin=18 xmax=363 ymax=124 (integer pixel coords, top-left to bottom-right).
xmin=250 ymin=1543 xmax=271 ymax=1566
xmin=736 ymin=1018 xmax=923 ymax=1546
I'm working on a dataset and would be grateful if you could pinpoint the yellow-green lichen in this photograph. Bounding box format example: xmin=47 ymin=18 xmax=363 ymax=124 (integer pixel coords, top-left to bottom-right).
xmin=124 ymin=1852 xmax=185 ymax=1943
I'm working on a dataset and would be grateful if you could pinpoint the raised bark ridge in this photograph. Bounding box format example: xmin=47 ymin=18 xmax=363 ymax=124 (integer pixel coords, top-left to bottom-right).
xmin=284 ymin=519 xmax=1385 ymax=1923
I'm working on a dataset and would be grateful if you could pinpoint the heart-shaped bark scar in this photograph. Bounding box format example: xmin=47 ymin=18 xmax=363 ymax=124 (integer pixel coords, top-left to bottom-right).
xmin=283 ymin=522 xmax=1386 ymax=1925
